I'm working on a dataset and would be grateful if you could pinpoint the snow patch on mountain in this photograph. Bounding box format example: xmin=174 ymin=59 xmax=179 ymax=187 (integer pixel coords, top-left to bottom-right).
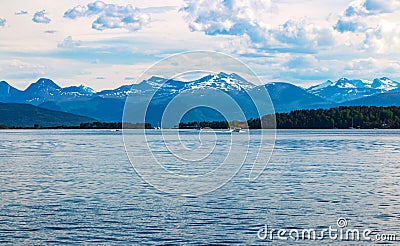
xmin=308 ymin=80 xmax=333 ymax=91
xmin=184 ymin=72 xmax=255 ymax=92
xmin=370 ymin=77 xmax=400 ymax=90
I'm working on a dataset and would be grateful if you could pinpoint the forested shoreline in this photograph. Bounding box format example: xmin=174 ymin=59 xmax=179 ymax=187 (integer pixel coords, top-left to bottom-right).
xmin=0 ymin=122 xmax=153 ymax=129
xmin=180 ymin=106 xmax=400 ymax=129
xmin=2 ymin=106 xmax=400 ymax=130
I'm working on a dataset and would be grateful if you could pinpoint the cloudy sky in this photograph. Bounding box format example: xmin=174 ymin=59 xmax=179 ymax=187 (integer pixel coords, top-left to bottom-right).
xmin=0 ymin=0 xmax=399 ymax=90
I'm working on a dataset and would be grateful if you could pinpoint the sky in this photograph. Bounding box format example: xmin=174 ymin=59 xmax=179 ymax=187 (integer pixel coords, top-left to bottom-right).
xmin=0 ymin=0 xmax=399 ymax=91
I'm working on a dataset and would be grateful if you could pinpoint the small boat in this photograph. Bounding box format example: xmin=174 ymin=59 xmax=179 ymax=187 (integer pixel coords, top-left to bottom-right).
xmin=349 ymin=118 xmax=354 ymax=129
xmin=231 ymin=127 xmax=242 ymax=133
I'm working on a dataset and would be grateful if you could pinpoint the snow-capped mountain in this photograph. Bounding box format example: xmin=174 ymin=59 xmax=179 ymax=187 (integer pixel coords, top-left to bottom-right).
xmin=370 ymin=77 xmax=400 ymax=90
xmin=23 ymin=78 xmax=63 ymax=103
xmin=0 ymin=78 xmax=96 ymax=105
xmin=95 ymin=84 xmax=133 ymax=98
xmin=184 ymin=72 xmax=254 ymax=92
xmin=94 ymin=76 xmax=187 ymax=98
xmin=95 ymin=72 xmax=255 ymax=99
xmin=0 ymin=73 xmax=256 ymax=105
xmin=307 ymin=77 xmax=400 ymax=102
xmin=1 ymin=74 xmax=399 ymax=122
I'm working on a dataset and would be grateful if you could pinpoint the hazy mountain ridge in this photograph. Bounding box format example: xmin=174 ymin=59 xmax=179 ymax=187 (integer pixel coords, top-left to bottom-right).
xmin=340 ymin=92 xmax=400 ymax=107
xmin=0 ymin=102 xmax=95 ymax=127
xmin=1 ymin=74 xmax=399 ymax=123
xmin=0 ymin=78 xmax=94 ymax=105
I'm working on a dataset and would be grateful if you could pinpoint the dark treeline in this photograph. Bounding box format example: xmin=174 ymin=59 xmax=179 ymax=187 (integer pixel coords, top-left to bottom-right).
xmin=4 ymin=106 xmax=400 ymax=129
xmin=2 ymin=122 xmax=153 ymax=129
xmin=179 ymin=121 xmax=230 ymax=129
xmin=270 ymin=106 xmax=400 ymax=129
xmin=180 ymin=106 xmax=400 ymax=129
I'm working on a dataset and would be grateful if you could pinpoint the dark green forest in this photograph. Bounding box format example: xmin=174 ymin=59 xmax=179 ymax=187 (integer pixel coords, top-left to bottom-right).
xmin=5 ymin=122 xmax=153 ymax=129
xmin=180 ymin=106 xmax=400 ymax=129
xmin=179 ymin=121 xmax=230 ymax=129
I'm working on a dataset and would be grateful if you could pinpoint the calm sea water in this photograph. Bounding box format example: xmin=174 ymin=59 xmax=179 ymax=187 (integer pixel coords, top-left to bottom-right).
xmin=0 ymin=129 xmax=399 ymax=245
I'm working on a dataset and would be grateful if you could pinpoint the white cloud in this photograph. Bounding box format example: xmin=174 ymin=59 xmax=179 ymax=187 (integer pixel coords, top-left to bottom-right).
xmin=344 ymin=57 xmax=400 ymax=79
xmin=276 ymin=54 xmax=339 ymax=82
xmin=142 ymin=6 xmax=178 ymax=14
xmin=44 ymin=30 xmax=58 ymax=34
xmin=363 ymin=0 xmax=399 ymax=13
xmin=345 ymin=0 xmax=400 ymax=17
xmin=363 ymin=22 xmax=400 ymax=53
xmin=333 ymin=0 xmax=400 ymax=54
xmin=345 ymin=57 xmax=378 ymax=71
xmin=0 ymin=18 xmax=6 ymax=28
xmin=15 ymin=10 xmax=28 ymax=15
xmin=269 ymin=18 xmax=335 ymax=50
xmin=63 ymin=4 xmax=90 ymax=19
xmin=182 ymin=1 xmax=334 ymax=52
xmin=334 ymin=19 xmax=366 ymax=33
xmin=32 ymin=10 xmax=51 ymax=24
xmin=335 ymin=0 xmax=400 ymax=33
xmin=57 ymin=36 xmax=82 ymax=49
xmin=0 ymin=59 xmax=48 ymax=83
xmin=63 ymin=1 xmax=151 ymax=31
xmin=0 ymin=0 xmax=399 ymax=89
xmin=181 ymin=0 xmax=272 ymax=43
xmin=284 ymin=55 xmax=318 ymax=69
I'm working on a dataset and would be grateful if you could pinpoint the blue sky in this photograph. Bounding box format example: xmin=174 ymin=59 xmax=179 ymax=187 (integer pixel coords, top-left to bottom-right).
xmin=0 ymin=0 xmax=399 ymax=90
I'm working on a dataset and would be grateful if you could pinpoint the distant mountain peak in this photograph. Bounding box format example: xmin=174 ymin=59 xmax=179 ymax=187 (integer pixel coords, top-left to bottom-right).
xmin=1 ymin=75 xmax=399 ymax=118
xmin=307 ymin=77 xmax=400 ymax=103
xmin=80 ymin=85 xmax=94 ymax=94
xmin=217 ymin=71 xmax=229 ymax=77
xmin=28 ymin=78 xmax=61 ymax=90
xmin=186 ymin=72 xmax=255 ymax=92
xmin=228 ymin=73 xmax=248 ymax=82
xmin=37 ymin=77 xmax=52 ymax=81
xmin=62 ymin=85 xmax=95 ymax=95
xmin=371 ymin=77 xmax=399 ymax=90
xmin=0 ymin=80 xmax=15 ymax=90
xmin=148 ymin=75 xmax=167 ymax=81
xmin=307 ymin=80 xmax=333 ymax=91
xmin=37 ymin=77 xmax=58 ymax=84
xmin=0 ymin=81 xmax=20 ymax=100
xmin=335 ymin=78 xmax=357 ymax=88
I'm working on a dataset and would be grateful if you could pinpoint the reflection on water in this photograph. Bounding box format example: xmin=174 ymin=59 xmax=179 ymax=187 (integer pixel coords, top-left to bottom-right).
xmin=0 ymin=129 xmax=399 ymax=244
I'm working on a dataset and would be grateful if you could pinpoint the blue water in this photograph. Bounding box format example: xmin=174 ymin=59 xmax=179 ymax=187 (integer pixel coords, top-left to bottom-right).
xmin=0 ymin=129 xmax=399 ymax=244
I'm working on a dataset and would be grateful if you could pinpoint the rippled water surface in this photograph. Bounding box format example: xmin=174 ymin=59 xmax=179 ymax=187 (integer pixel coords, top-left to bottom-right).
xmin=0 ymin=129 xmax=399 ymax=245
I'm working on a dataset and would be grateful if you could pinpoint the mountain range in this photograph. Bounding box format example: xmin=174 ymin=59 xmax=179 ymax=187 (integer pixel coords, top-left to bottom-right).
xmin=307 ymin=77 xmax=400 ymax=102
xmin=1 ymin=73 xmax=400 ymax=125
